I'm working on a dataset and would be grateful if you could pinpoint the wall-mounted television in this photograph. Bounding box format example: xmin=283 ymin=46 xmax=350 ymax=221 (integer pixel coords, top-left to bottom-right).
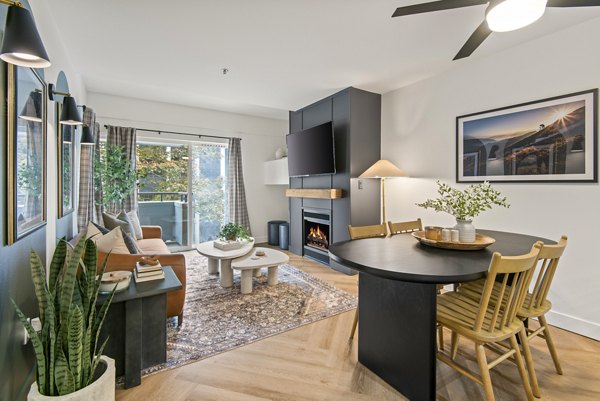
xmin=286 ymin=121 xmax=336 ymax=177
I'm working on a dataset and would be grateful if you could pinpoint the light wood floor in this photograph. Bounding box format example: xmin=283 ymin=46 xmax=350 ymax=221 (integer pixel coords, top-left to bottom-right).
xmin=117 ymin=249 xmax=600 ymax=401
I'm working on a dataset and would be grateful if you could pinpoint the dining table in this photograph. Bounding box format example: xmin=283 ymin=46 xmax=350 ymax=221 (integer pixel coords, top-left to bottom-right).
xmin=328 ymin=229 xmax=552 ymax=401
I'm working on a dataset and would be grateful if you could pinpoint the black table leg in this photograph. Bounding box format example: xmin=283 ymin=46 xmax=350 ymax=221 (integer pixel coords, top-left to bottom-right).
xmin=358 ymin=273 xmax=437 ymax=401
xmin=124 ymin=298 xmax=142 ymax=388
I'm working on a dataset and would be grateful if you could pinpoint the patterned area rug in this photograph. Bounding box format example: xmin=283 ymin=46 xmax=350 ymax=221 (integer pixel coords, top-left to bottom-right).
xmin=141 ymin=251 xmax=357 ymax=377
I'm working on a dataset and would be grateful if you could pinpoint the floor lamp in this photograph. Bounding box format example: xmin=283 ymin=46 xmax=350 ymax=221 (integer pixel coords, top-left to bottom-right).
xmin=359 ymin=159 xmax=406 ymax=226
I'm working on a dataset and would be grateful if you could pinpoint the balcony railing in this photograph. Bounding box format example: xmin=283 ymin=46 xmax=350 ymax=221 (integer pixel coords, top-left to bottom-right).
xmin=138 ymin=191 xmax=188 ymax=203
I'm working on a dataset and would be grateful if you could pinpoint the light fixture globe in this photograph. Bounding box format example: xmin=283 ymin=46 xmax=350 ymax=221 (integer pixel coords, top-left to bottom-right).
xmin=0 ymin=5 xmax=51 ymax=68
xmin=486 ymin=0 xmax=547 ymax=33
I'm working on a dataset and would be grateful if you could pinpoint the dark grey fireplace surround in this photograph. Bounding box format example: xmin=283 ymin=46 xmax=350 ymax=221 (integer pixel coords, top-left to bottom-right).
xmin=288 ymin=87 xmax=381 ymax=274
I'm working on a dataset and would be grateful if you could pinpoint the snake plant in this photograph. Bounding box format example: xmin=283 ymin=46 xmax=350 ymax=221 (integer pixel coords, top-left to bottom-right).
xmin=12 ymin=236 xmax=115 ymax=396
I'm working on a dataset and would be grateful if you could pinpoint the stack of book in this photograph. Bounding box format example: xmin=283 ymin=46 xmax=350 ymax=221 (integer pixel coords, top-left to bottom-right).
xmin=134 ymin=260 xmax=165 ymax=283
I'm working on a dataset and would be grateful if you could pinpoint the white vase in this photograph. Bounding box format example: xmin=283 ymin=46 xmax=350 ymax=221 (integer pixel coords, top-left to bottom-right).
xmin=454 ymin=219 xmax=476 ymax=243
xmin=28 ymin=356 xmax=115 ymax=401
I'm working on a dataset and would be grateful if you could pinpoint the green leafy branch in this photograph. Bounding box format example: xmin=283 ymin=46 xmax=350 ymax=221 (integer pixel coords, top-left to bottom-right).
xmin=416 ymin=181 xmax=510 ymax=221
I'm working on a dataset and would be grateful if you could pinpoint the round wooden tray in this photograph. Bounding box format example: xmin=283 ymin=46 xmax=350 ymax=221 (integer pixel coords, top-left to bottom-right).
xmin=411 ymin=230 xmax=495 ymax=251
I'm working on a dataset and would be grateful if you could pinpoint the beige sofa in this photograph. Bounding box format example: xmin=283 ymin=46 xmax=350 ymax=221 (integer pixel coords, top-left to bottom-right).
xmin=98 ymin=225 xmax=187 ymax=326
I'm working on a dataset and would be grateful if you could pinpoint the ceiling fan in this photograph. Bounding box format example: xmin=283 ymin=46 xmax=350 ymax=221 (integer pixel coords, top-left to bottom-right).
xmin=392 ymin=0 xmax=600 ymax=60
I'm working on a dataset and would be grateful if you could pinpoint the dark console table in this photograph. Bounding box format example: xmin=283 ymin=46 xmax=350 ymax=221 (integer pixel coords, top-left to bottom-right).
xmin=97 ymin=265 xmax=182 ymax=388
xmin=328 ymin=230 xmax=551 ymax=401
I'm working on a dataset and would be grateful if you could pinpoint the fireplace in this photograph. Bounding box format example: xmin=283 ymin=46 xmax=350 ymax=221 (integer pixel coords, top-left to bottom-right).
xmin=303 ymin=210 xmax=330 ymax=264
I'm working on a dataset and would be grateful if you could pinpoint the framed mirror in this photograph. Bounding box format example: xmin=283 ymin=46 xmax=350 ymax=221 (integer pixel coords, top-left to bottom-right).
xmin=7 ymin=64 xmax=47 ymax=245
xmin=57 ymin=102 xmax=75 ymax=217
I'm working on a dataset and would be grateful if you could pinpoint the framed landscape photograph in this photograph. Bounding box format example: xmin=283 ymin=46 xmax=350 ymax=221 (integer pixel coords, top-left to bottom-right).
xmin=457 ymin=89 xmax=598 ymax=183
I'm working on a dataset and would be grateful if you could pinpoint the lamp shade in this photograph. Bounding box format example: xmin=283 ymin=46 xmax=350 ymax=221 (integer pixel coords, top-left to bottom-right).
xmin=0 ymin=5 xmax=51 ymax=68
xmin=80 ymin=125 xmax=94 ymax=145
xmin=60 ymin=96 xmax=83 ymax=125
xmin=18 ymin=90 xmax=42 ymax=122
xmin=359 ymin=159 xmax=406 ymax=178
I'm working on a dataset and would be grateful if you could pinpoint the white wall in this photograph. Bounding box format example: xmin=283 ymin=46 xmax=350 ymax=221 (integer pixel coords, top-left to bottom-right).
xmin=30 ymin=0 xmax=87 ymax=262
xmin=382 ymin=17 xmax=600 ymax=340
xmin=87 ymin=92 xmax=289 ymax=243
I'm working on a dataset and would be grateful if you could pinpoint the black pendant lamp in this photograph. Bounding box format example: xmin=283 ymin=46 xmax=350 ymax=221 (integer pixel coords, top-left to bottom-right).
xmin=81 ymin=125 xmax=94 ymax=146
xmin=18 ymin=89 xmax=42 ymax=122
xmin=48 ymin=83 xmax=83 ymax=125
xmin=0 ymin=2 xmax=51 ymax=68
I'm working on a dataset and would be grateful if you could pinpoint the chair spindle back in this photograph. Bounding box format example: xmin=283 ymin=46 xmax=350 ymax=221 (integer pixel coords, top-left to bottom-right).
xmin=387 ymin=218 xmax=423 ymax=235
xmin=523 ymin=235 xmax=567 ymax=312
xmin=347 ymin=224 xmax=387 ymax=240
xmin=474 ymin=243 xmax=542 ymax=334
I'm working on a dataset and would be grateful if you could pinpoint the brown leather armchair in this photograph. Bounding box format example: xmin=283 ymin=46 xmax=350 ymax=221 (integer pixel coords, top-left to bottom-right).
xmin=98 ymin=226 xmax=187 ymax=326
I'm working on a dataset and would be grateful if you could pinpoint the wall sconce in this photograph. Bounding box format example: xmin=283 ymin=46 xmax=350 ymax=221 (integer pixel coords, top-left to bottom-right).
xmin=80 ymin=125 xmax=94 ymax=146
xmin=18 ymin=89 xmax=42 ymax=122
xmin=48 ymin=83 xmax=82 ymax=125
xmin=0 ymin=0 xmax=51 ymax=68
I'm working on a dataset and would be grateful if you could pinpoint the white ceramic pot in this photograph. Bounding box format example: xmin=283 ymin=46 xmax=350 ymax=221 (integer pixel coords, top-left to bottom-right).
xmin=28 ymin=356 xmax=115 ymax=401
xmin=454 ymin=219 xmax=476 ymax=243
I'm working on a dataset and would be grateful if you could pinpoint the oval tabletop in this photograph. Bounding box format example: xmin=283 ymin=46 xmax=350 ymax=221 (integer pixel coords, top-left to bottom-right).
xmin=231 ymin=247 xmax=289 ymax=269
xmin=328 ymin=230 xmax=553 ymax=284
xmin=196 ymin=239 xmax=255 ymax=259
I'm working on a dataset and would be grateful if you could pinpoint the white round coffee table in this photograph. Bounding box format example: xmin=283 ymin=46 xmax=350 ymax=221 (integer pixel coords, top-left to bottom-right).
xmin=231 ymin=247 xmax=289 ymax=294
xmin=196 ymin=240 xmax=254 ymax=288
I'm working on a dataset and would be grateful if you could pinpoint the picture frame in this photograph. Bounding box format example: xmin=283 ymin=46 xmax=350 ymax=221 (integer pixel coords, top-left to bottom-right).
xmin=57 ymin=102 xmax=75 ymax=217
xmin=7 ymin=64 xmax=47 ymax=245
xmin=456 ymin=89 xmax=598 ymax=183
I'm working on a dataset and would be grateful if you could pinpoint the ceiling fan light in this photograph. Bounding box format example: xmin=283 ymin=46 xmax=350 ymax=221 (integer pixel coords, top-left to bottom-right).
xmin=486 ymin=0 xmax=547 ymax=33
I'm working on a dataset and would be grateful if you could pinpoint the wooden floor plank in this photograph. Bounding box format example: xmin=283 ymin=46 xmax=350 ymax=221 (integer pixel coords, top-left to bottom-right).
xmin=117 ymin=247 xmax=600 ymax=400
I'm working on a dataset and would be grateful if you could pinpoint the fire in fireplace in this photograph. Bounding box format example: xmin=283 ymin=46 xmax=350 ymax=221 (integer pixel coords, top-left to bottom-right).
xmin=306 ymin=224 xmax=329 ymax=249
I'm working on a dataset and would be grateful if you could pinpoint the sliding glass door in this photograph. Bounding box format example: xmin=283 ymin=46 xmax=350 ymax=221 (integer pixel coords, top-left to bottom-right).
xmin=136 ymin=138 xmax=228 ymax=249
xmin=189 ymin=142 xmax=228 ymax=245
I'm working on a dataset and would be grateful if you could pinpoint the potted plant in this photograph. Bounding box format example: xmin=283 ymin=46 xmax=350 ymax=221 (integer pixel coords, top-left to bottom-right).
xmin=416 ymin=181 xmax=510 ymax=242
xmin=218 ymin=222 xmax=251 ymax=242
xmin=12 ymin=237 xmax=117 ymax=400
xmin=213 ymin=223 xmax=253 ymax=250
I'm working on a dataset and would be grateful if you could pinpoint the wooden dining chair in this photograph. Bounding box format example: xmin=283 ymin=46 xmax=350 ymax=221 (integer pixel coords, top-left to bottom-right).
xmin=456 ymin=236 xmax=568 ymax=396
xmin=347 ymin=223 xmax=387 ymax=340
xmin=436 ymin=243 xmax=542 ymax=401
xmin=387 ymin=218 xmax=422 ymax=235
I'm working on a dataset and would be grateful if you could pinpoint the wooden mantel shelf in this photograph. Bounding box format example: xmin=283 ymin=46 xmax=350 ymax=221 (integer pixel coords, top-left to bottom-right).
xmin=285 ymin=188 xmax=343 ymax=199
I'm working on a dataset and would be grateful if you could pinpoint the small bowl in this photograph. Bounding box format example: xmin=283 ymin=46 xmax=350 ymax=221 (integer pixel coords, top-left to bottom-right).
xmin=99 ymin=271 xmax=131 ymax=293
xmin=255 ymin=250 xmax=266 ymax=257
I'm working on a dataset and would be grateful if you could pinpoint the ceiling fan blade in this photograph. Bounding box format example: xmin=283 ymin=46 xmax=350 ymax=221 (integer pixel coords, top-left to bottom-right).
xmin=392 ymin=0 xmax=488 ymax=17
xmin=547 ymin=0 xmax=600 ymax=6
xmin=453 ymin=21 xmax=492 ymax=60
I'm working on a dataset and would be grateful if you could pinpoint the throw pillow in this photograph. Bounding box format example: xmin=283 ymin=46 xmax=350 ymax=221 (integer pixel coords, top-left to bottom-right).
xmin=102 ymin=212 xmax=133 ymax=236
xmin=117 ymin=211 xmax=137 ymax=239
xmin=85 ymin=221 xmax=103 ymax=240
xmin=92 ymin=221 xmax=110 ymax=235
xmin=94 ymin=227 xmax=131 ymax=254
xmin=122 ymin=229 xmax=142 ymax=254
xmin=126 ymin=210 xmax=144 ymax=240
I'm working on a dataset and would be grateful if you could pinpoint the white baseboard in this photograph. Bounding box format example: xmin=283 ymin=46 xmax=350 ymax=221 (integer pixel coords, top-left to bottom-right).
xmin=545 ymin=310 xmax=600 ymax=341
xmin=253 ymin=236 xmax=267 ymax=244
